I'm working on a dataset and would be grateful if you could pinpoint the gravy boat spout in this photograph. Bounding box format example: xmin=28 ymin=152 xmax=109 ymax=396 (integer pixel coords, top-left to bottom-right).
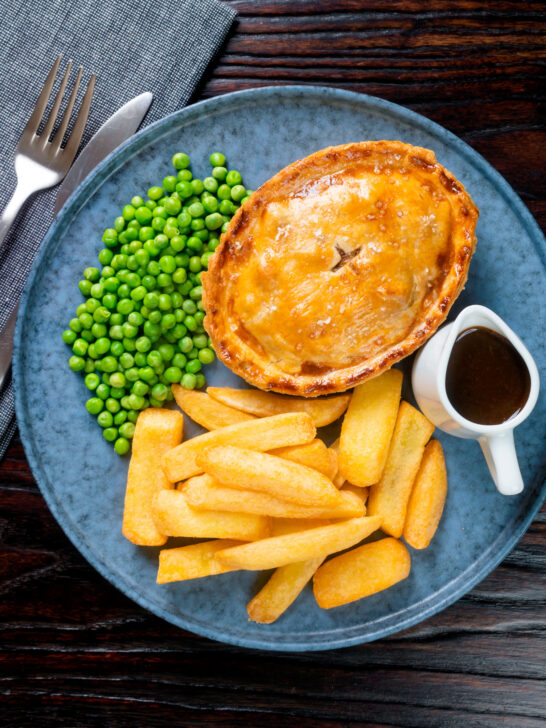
xmin=412 ymin=305 xmax=540 ymax=495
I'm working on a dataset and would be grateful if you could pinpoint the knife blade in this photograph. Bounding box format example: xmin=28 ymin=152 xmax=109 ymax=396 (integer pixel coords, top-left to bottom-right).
xmin=53 ymin=92 xmax=153 ymax=215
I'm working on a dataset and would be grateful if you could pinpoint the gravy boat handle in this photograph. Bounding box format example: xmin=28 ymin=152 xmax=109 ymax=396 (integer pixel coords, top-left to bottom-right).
xmin=479 ymin=431 xmax=524 ymax=495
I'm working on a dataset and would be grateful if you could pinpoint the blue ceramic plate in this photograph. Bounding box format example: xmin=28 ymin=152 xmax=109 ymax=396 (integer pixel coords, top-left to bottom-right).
xmin=13 ymin=87 xmax=545 ymax=651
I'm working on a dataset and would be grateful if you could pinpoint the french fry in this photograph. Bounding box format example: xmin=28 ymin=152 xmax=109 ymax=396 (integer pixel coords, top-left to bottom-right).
xmin=247 ymin=557 xmax=325 ymax=624
xmin=152 ymin=490 xmax=271 ymax=540
xmin=329 ymin=438 xmax=346 ymax=488
xmin=216 ymin=517 xmax=382 ymax=571
xmin=157 ymin=540 xmax=242 ymax=583
xmin=172 ymin=386 xmax=255 ymax=430
xmin=271 ymin=518 xmax=331 ymax=536
xmin=342 ymin=483 xmax=369 ymax=514
xmin=403 ymin=440 xmax=447 ymax=549
xmin=313 ymin=537 xmax=410 ymax=608
xmin=183 ymin=474 xmax=364 ymax=519
xmin=164 ymin=412 xmax=315 ymax=483
xmin=339 ymin=369 xmax=403 ymax=487
xmin=367 ymin=402 xmax=435 ymax=538
xmin=207 ymin=387 xmax=350 ymax=427
xmin=270 ymin=439 xmax=338 ymax=480
xmin=122 ymin=408 xmax=183 ymax=546
xmin=197 ymin=446 xmax=342 ymax=507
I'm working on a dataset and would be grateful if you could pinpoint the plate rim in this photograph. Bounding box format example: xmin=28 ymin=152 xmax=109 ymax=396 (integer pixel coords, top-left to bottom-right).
xmin=13 ymin=85 xmax=546 ymax=651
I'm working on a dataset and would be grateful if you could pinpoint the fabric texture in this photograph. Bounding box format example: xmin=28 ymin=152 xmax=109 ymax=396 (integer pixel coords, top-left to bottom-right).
xmin=0 ymin=0 xmax=236 ymax=459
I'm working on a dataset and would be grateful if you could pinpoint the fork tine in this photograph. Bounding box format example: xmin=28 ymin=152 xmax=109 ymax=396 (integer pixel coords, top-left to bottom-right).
xmin=63 ymin=73 xmax=95 ymax=159
xmin=22 ymin=55 xmax=62 ymax=137
xmin=41 ymin=59 xmax=72 ymax=141
xmin=51 ymin=65 xmax=82 ymax=147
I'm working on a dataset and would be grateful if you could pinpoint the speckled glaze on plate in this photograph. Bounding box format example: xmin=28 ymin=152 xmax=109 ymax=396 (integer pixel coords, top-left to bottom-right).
xmin=13 ymin=87 xmax=546 ymax=651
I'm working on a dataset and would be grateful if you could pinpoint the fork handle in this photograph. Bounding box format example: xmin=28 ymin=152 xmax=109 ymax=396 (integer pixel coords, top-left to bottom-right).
xmin=0 ymin=304 xmax=18 ymax=392
xmin=0 ymin=181 xmax=36 ymax=256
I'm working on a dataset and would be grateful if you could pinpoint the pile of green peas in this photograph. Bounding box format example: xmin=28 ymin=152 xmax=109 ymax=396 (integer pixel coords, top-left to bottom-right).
xmin=62 ymin=152 xmax=252 ymax=455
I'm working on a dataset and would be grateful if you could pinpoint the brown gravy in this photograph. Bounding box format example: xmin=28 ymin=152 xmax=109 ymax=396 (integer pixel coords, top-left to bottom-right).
xmin=445 ymin=326 xmax=530 ymax=425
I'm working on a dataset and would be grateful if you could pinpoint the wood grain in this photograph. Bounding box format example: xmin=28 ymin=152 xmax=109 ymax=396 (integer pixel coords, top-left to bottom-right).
xmin=1 ymin=2 xmax=545 ymax=726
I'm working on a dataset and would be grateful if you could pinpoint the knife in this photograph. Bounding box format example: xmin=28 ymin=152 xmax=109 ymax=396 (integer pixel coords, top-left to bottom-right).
xmin=53 ymin=91 xmax=153 ymax=215
xmin=0 ymin=92 xmax=153 ymax=392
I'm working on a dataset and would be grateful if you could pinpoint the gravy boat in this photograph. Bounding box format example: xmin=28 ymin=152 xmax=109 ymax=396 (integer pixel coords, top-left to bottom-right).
xmin=412 ymin=305 xmax=540 ymax=495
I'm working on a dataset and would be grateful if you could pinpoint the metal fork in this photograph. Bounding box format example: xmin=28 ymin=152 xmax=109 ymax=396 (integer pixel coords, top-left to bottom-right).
xmin=0 ymin=54 xmax=95 ymax=254
xmin=0 ymin=56 xmax=95 ymax=391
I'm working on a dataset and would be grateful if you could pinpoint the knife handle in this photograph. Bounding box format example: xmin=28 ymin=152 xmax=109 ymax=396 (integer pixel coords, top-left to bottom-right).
xmin=0 ymin=304 xmax=18 ymax=392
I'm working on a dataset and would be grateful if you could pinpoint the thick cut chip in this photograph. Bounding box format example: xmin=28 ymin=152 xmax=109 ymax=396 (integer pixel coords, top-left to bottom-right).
xmin=339 ymin=369 xmax=403 ymax=487
xmin=163 ymin=412 xmax=315 ymax=482
xmin=184 ymin=474 xmax=364 ymax=519
xmin=270 ymin=439 xmax=338 ymax=480
xmin=157 ymin=540 xmax=242 ymax=583
xmin=329 ymin=438 xmax=346 ymax=488
xmin=197 ymin=446 xmax=342 ymax=507
xmin=367 ymin=402 xmax=435 ymax=537
xmin=122 ymin=408 xmax=183 ymax=546
xmin=313 ymin=537 xmax=411 ymax=608
xmin=403 ymin=440 xmax=448 ymax=549
xmin=216 ymin=517 xmax=381 ymax=571
xmin=247 ymin=557 xmax=325 ymax=624
xmin=271 ymin=518 xmax=331 ymax=536
xmin=207 ymin=387 xmax=350 ymax=427
xmin=152 ymin=490 xmax=271 ymax=540
xmin=172 ymin=386 xmax=255 ymax=430
xmin=341 ymin=483 xmax=369 ymax=514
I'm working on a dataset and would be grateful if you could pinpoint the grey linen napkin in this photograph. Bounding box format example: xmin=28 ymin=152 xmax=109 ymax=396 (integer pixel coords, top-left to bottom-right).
xmin=0 ymin=0 xmax=236 ymax=460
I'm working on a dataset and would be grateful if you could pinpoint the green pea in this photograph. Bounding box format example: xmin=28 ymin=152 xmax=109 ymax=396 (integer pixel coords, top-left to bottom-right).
xmin=161 ymin=313 xmax=176 ymax=331
xmin=205 ymin=212 xmax=223 ymax=230
xmin=157 ymin=273 xmax=172 ymax=288
xmin=181 ymin=372 xmax=197 ymax=389
xmin=128 ymin=393 xmax=145 ymax=410
xmin=145 ymin=199 xmax=157 ymax=211
xmin=103 ymin=427 xmax=118 ymax=442
xmin=125 ymin=366 xmax=141 ymax=383
xmin=194 ymin=373 xmax=206 ymax=389
xmin=164 ymin=366 xmax=182 ymax=383
xmin=110 ymin=312 xmax=124 ymax=326
xmin=122 ymin=204 xmax=136 ymax=221
xmin=105 ymin=397 xmax=121 ymax=414
xmin=164 ymin=196 xmax=182 ymax=216
xmin=109 ymin=372 xmax=126 ymax=389
xmin=102 ymin=228 xmax=118 ymax=248
xmin=132 ymin=380 xmax=149 ymax=397
xmin=148 ymin=397 xmax=163 ymax=408
xmin=119 ymin=421 xmax=136 ymax=439
xmin=90 ymin=285 xmax=105 ymax=302
xmin=186 ymin=358 xmax=202 ymax=374
xmin=62 ymin=329 xmax=77 ymax=346
xmin=221 ymin=222 xmax=229 ymax=233
xmin=78 ymin=279 xmax=92 ymax=296
xmin=96 ymin=383 xmax=110 ymax=400
xmin=190 ymin=179 xmax=204 ymax=196
xmin=135 ymin=336 xmax=152 ymax=353
xmin=139 ymin=226 xmax=155 ymax=242
xmin=86 ymin=397 xmax=104 ymax=415
xmin=209 ymin=152 xmax=226 ymax=167
xmin=188 ymin=202 xmax=204 ymax=218
xmin=187 ymin=347 xmax=199 ymax=359
xmin=97 ymin=410 xmax=113 ymax=428
xmin=71 ymin=338 xmax=88 ymax=357
xmin=127 ymin=410 xmax=139 ymax=423
xmin=134 ymin=206 xmax=152 ymax=225
xmin=148 ymin=185 xmax=164 ymax=201
xmin=143 ymin=321 xmax=161 ymax=339
xmin=84 ymin=372 xmax=100 ymax=390
xmin=172 ymin=152 xmax=191 ymax=170
xmin=84 ymin=266 xmax=100 ymax=282
xmin=130 ymin=285 xmax=147 ymax=302
xmin=119 ymin=352 xmax=134 ymax=370
xmin=189 ymin=257 xmax=202 ymax=273
xmin=193 ymin=333 xmax=208 ymax=349
xmin=151 ymin=382 xmax=168 ymax=401
xmin=231 ymin=184 xmax=246 ymax=202
xmin=163 ymin=175 xmax=177 ymax=193
xmin=198 ymin=347 xmax=215 ymax=365
xmin=149 ymin=309 xmax=162 ymax=324
xmin=226 ymin=170 xmax=242 ymax=187
xmin=217 ymin=183 xmax=231 ymax=200
xmin=112 ymin=411 xmax=126 ymax=427
xmin=159 ymin=255 xmax=176 ymax=274
xmin=212 ymin=166 xmax=227 ymax=181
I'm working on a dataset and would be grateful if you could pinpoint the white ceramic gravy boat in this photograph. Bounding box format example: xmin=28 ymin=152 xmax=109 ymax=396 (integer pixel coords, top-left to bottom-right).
xmin=412 ymin=305 xmax=540 ymax=496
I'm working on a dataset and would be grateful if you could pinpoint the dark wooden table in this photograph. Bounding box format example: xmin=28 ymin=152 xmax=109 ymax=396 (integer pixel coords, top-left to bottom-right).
xmin=2 ymin=2 xmax=545 ymax=726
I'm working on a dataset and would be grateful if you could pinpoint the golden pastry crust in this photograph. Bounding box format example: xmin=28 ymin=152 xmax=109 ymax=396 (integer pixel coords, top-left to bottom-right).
xmin=203 ymin=141 xmax=478 ymax=396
